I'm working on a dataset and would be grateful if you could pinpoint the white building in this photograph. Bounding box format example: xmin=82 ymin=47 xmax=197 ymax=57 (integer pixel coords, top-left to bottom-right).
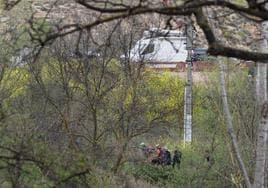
xmin=128 ymin=28 xmax=188 ymax=69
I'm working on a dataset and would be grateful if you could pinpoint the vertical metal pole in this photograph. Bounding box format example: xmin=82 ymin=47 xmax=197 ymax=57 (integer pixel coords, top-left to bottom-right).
xmin=183 ymin=21 xmax=193 ymax=143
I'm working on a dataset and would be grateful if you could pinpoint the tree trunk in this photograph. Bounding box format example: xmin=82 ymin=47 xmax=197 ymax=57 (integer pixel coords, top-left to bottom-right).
xmin=256 ymin=64 xmax=267 ymax=102
xmin=112 ymin=142 xmax=127 ymax=174
xmin=254 ymin=2 xmax=268 ymax=187
xmin=92 ymin=108 xmax=98 ymax=148
xmin=219 ymin=61 xmax=252 ymax=188
xmin=254 ymin=101 xmax=268 ymax=188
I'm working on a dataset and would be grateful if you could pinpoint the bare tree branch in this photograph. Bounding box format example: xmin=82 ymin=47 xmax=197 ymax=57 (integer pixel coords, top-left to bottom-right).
xmin=219 ymin=61 xmax=252 ymax=188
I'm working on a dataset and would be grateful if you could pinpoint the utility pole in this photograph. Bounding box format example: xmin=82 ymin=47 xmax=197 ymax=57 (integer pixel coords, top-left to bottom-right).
xmin=183 ymin=20 xmax=193 ymax=144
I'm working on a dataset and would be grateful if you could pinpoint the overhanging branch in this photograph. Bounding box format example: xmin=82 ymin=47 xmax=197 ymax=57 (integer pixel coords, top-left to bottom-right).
xmin=75 ymin=0 xmax=268 ymax=20
xmin=194 ymin=7 xmax=268 ymax=62
xmin=209 ymin=44 xmax=268 ymax=61
xmin=28 ymin=0 xmax=268 ymax=62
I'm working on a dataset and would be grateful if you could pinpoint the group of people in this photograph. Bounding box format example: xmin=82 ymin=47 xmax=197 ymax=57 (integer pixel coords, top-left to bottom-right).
xmin=140 ymin=143 xmax=182 ymax=168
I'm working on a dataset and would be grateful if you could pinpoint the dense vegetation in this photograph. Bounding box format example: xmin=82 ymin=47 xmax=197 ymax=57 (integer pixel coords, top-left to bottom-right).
xmin=1 ymin=0 xmax=267 ymax=187
xmin=0 ymin=47 xmax=257 ymax=187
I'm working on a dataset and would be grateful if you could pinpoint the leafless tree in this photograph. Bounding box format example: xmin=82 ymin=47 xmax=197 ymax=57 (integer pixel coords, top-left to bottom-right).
xmin=2 ymin=0 xmax=268 ymax=187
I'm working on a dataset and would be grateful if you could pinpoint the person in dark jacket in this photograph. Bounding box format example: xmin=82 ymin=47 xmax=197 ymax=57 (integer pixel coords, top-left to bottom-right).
xmin=172 ymin=149 xmax=182 ymax=168
xmin=163 ymin=149 xmax=172 ymax=165
xmin=159 ymin=147 xmax=171 ymax=165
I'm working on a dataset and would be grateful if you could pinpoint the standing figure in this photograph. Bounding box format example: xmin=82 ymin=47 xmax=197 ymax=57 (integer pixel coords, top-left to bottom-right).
xmin=151 ymin=144 xmax=163 ymax=165
xmin=140 ymin=142 xmax=151 ymax=159
xmin=162 ymin=147 xmax=172 ymax=165
xmin=172 ymin=149 xmax=182 ymax=168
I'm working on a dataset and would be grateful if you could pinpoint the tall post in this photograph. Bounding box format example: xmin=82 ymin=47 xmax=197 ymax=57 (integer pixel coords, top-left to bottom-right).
xmin=183 ymin=21 xmax=193 ymax=143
